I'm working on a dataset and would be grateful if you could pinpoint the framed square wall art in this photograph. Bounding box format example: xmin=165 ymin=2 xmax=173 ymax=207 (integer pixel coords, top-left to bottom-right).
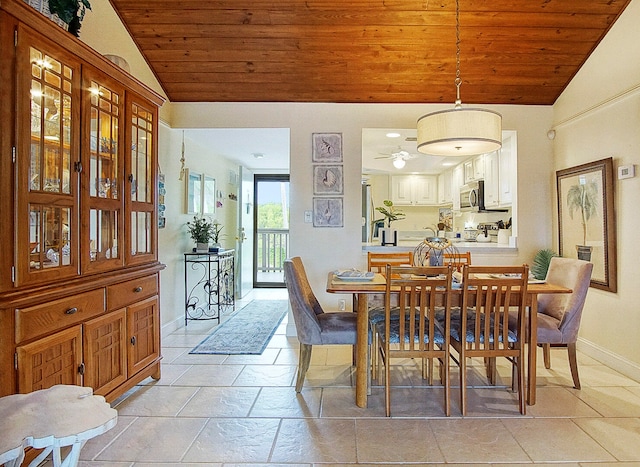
xmin=313 ymin=197 xmax=343 ymax=227
xmin=556 ymin=157 xmax=616 ymax=292
xmin=312 ymin=133 xmax=343 ymax=163
xmin=313 ymin=165 xmax=344 ymax=195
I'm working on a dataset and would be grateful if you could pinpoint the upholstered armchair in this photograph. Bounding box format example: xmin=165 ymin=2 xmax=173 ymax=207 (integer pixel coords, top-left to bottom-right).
xmin=284 ymin=257 xmax=358 ymax=392
xmin=536 ymin=257 xmax=593 ymax=389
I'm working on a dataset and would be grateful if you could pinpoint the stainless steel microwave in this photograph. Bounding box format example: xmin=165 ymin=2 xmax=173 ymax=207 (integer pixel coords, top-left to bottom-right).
xmin=459 ymin=180 xmax=485 ymax=212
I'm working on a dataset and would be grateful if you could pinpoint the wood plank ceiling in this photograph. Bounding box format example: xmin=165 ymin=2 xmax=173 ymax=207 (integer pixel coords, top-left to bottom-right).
xmin=108 ymin=0 xmax=631 ymax=105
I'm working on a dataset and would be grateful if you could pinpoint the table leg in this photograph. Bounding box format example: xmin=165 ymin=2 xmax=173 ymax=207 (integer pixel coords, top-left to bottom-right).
xmin=527 ymin=297 xmax=539 ymax=405
xmin=355 ymin=292 xmax=369 ymax=408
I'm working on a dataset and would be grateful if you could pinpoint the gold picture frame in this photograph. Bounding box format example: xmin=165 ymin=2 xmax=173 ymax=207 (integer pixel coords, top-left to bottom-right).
xmin=556 ymin=157 xmax=616 ymax=292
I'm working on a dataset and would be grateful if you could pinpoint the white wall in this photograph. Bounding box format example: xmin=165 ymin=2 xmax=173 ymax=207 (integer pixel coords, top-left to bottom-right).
xmin=553 ymin=0 xmax=640 ymax=377
xmin=171 ymin=103 xmax=554 ymax=311
xmin=156 ymin=125 xmax=240 ymax=333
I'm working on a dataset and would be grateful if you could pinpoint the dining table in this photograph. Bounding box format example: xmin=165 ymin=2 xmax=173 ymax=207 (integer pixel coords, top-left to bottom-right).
xmin=326 ymin=271 xmax=572 ymax=408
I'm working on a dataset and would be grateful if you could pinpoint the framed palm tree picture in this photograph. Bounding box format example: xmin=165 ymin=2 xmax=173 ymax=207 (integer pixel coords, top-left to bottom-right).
xmin=556 ymin=157 xmax=616 ymax=292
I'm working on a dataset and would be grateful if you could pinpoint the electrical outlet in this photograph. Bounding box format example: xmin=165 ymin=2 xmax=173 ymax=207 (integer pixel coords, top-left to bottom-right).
xmin=338 ymin=299 xmax=346 ymax=311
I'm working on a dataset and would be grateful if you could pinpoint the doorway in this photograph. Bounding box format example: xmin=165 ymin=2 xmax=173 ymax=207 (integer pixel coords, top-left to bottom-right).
xmin=254 ymin=175 xmax=290 ymax=287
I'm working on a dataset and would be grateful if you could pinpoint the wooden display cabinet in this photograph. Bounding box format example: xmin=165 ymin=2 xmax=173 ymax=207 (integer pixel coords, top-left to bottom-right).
xmin=0 ymin=0 xmax=165 ymax=401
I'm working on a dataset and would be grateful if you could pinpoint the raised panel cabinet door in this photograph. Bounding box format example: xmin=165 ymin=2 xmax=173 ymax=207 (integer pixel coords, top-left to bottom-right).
xmin=412 ymin=175 xmax=438 ymax=205
xmin=84 ymin=308 xmax=127 ymax=396
xmin=483 ymin=151 xmax=500 ymax=207
xmin=14 ymin=25 xmax=82 ymax=287
xmin=390 ymin=176 xmax=413 ymax=205
xmin=126 ymin=296 xmax=160 ymax=376
xmin=81 ymin=66 xmax=126 ymax=274
xmin=452 ymin=165 xmax=464 ymax=211
xmin=16 ymin=325 xmax=83 ymax=393
xmin=125 ymin=94 xmax=158 ymax=266
xmin=499 ymin=131 xmax=517 ymax=206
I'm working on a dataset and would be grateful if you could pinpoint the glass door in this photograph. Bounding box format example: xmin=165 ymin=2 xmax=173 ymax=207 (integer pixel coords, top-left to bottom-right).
xmin=125 ymin=95 xmax=157 ymax=265
xmin=254 ymin=175 xmax=289 ymax=287
xmin=81 ymin=67 xmax=125 ymax=272
xmin=15 ymin=28 xmax=81 ymax=286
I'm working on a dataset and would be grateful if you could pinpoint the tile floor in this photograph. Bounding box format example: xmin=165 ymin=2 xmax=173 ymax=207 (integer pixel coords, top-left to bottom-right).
xmin=74 ymin=288 xmax=640 ymax=466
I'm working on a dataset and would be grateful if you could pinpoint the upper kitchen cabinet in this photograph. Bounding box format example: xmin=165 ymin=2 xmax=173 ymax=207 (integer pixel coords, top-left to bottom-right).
xmin=498 ymin=131 xmax=517 ymax=206
xmin=437 ymin=170 xmax=453 ymax=205
xmin=463 ymin=154 xmax=485 ymax=184
xmin=483 ymin=130 xmax=517 ymax=209
xmin=483 ymin=151 xmax=500 ymax=208
xmin=391 ymin=175 xmax=438 ymax=206
xmin=0 ymin=0 xmax=164 ymax=400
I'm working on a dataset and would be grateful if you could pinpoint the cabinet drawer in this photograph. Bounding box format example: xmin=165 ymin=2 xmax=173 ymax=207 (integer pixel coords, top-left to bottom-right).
xmin=15 ymin=289 xmax=105 ymax=344
xmin=107 ymin=274 xmax=158 ymax=310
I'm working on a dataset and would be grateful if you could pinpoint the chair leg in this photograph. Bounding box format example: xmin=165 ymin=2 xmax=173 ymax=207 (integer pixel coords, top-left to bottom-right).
xmin=371 ymin=325 xmax=378 ymax=380
xmin=384 ymin=348 xmax=391 ymax=417
xmin=568 ymin=342 xmax=581 ymax=389
xmin=295 ymin=343 xmax=312 ymax=392
xmin=460 ymin=355 xmax=467 ymax=416
xmin=543 ymin=343 xmax=551 ymax=369
xmin=485 ymin=357 xmax=497 ymax=385
xmin=442 ymin=355 xmax=451 ymax=417
xmin=517 ymin=355 xmax=526 ymax=415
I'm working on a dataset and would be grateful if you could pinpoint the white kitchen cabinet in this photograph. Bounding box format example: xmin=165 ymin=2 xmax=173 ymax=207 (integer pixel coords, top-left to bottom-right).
xmin=464 ymin=155 xmax=485 ymax=183
xmin=391 ymin=175 xmax=437 ymax=205
xmin=437 ymin=170 xmax=453 ymax=204
xmin=483 ymin=151 xmax=500 ymax=207
xmin=498 ymin=131 xmax=517 ymax=206
xmin=452 ymin=164 xmax=464 ymax=211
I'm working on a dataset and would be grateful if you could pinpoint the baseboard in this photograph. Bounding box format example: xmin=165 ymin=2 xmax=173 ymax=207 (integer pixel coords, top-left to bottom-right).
xmin=161 ymin=315 xmax=184 ymax=338
xmin=578 ymin=337 xmax=640 ymax=383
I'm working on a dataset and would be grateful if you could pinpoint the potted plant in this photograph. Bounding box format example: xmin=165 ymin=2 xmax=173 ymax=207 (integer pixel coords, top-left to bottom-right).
xmin=186 ymin=215 xmax=213 ymax=252
xmin=210 ymin=221 xmax=224 ymax=251
xmin=372 ymin=199 xmax=405 ymax=246
xmin=531 ymin=248 xmax=558 ymax=280
xmin=48 ymin=0 xmax=91 ymax=37
xmin=567 ymin=179 xmax=598 ymax=261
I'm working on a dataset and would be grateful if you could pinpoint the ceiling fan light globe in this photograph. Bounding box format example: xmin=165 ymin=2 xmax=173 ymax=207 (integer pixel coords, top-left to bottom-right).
xmin=392 ymin=158 xmax=406 ymax=169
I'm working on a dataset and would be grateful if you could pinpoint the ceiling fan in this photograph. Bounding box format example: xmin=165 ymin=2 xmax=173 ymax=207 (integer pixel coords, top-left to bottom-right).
xmin=375 ymin=147 xmax=418 ymax=169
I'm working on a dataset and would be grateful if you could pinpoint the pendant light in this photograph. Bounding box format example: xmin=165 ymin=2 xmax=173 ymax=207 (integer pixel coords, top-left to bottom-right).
xmin=416 ymin=0 xmax=502 ymax=157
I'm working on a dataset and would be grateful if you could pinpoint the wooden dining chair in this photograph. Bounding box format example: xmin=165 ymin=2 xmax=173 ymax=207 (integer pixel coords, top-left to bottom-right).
xmin=448 ymin=265 xmax=529 ymax=415
xmin=443 ymin=251 xmax=471 ymax=271
xmin=376 ymin=264 xmax=454 ymax=416
xmin=367 ymin=251 xmax=415 ymax=272
xmin=366 ymin=251 xmax=415 ymax=378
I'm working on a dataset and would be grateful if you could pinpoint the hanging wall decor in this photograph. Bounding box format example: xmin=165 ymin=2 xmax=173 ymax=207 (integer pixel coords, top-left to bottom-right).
xmin=556 ymin=157 xmax=616 ymax=292
xmin=313 ymin=165 xmax=343 ymax=195
xmin=312 ymin=133 xmax=343 ymax=163
xmin=312 ymin=197 xmax=343 ymax=227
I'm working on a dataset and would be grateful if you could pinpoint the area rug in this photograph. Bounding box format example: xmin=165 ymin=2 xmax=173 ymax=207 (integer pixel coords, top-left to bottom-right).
xmin=189 ymin=300 xmax=288 ymax=355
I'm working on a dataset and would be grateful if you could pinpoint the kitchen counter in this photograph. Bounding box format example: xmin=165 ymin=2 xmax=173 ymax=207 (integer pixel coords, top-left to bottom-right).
xmin=362 ymin=240 xmax=517 ymax=254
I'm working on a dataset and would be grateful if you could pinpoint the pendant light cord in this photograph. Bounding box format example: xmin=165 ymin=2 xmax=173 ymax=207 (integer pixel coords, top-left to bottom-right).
xmin=454 ymin=0 xmax=462 ymax=108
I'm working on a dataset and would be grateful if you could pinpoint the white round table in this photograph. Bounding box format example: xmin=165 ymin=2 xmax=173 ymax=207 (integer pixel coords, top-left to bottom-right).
xmin=0 ymin=385 xmax=117 ymax=467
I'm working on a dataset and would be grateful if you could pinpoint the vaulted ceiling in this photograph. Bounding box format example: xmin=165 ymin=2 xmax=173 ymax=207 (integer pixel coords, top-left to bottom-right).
xmin=108 ymin=0 xmax=631 ymax=105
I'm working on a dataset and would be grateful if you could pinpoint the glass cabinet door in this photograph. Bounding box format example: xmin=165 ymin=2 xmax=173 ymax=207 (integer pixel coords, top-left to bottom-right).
xmin=126 ymin=96 xmax=157 ymax=265
xmin=15 ymin=28 xmax=80 ymax=286
xmin=81 ymin=68 xmax=125 ymax=272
